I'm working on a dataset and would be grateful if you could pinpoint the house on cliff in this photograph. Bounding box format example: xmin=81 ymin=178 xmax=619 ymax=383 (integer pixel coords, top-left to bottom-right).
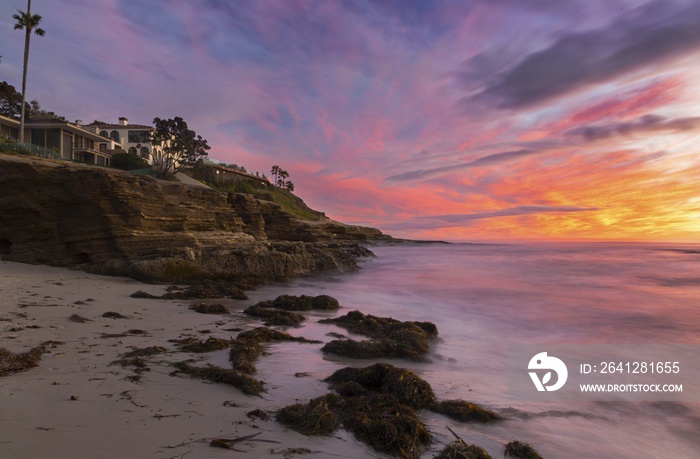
xmin=0 ymin=114 xmax=120 ymax=166
xmin=85 ymin=117 xmax=163 ymax=165
xmin=184 ymin=162 xmax=271 ymax=187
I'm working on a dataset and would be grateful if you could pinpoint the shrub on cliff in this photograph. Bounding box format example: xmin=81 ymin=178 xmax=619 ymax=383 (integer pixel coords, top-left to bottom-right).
xmin=111 ymin=152 xmax=149 ymax=171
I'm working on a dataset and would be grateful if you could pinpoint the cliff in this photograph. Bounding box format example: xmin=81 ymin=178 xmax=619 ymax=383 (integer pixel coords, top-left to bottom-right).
xmin=0 ymin=154 xmax=390 ymax=283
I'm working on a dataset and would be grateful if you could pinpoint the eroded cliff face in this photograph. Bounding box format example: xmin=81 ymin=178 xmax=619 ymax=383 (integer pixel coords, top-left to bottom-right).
xmin=0 ymin=155 xmax=385 ymax=283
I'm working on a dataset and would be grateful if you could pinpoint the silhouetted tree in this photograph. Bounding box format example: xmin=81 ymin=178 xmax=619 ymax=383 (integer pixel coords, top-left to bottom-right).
xmin=0 ymin=81 xmax=29 ymax=119
xmin=13 ymin=0 xmax=45 ymax=142
xmin=151 ymin=116 xmax=210 ymax=179
xmin=29 ymin=100 xmax=65 ymax=121
xmin=270 ymin=165 xmax=294 ymax=190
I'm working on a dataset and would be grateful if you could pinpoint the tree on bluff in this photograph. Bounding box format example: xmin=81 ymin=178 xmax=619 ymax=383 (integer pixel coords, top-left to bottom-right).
xmin=151 ymin=116 xmax=210 ymax=179
xmin=0 ymin=81 xmax=29 ymax=119
xmin=271 ymin=165 xmax=294 ymax=191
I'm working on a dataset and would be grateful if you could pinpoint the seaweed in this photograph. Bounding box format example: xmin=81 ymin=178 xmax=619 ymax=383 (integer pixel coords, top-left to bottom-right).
xmin=229 ymin=327 xmax=320 ymax=374
xmin=325 ymin=363 xmax=436 ymax=409
xmin=430 ymin=400 xmax=501 ymax=423
xmin=276 ymin=394 xmax=341 ymax=435
xmin=277 ymin=393 xmax=430 ymax=458
xmin=172 ymin=361 xmax=264 ymax=395
xmin=434 ymin=442 xmax=493 ymax=459
xmin=229 ymin=340 xmax=263 ymax=374
xmin=319 ymin=310 xmax=437 ymax=359
xmin=189 ymin=303 xmax=229 ymax=314
xmin=320 ymin=310 xmax=438 ymax=339
xmin=172 ymin=336 xmax=233 ymax=353
xmin=68 ymin=314 xmax=90 ymax=323
xmin=504 ymin=441 xmax=543 ymax=459
xmin=255 ymin=294 xmax=340 ymax=311
xmin=279 ymin=363 xmax=500 ymax=458
xmin=246 ymin=408 xmax=271 ymax=421
xmin=321 ymin=332 xmax=430 ymax=359
xmin=237 ymin=327 xmax=321 ymax=344
xmin=102 ymin=311 xmax=128 ymax=319
xmin=111 ymin=356 xmax=150 ymax=374
xmin=338 ymin=393 xmax=432 ymax=458
xmin=131 ymin=280 xmax=248 ymax=301
xmin=122 ymin=346 xmax=168 ymax=358
xmin=0 ymin=341 xmax=62 ymax=377
xmin=243 ymin=304 xmax=304 ymax=326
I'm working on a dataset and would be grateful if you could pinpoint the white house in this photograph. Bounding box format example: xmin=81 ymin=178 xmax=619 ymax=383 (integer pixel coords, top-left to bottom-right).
xmin=0 ymin=114 xmax=121 ymax=166
xmin=87 ymin=117 xmax=163 ymax=164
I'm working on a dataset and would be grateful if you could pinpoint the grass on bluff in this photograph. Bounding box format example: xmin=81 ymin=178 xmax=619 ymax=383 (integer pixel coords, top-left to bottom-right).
xmin=207 ymin=179 xmax=324 ymax=221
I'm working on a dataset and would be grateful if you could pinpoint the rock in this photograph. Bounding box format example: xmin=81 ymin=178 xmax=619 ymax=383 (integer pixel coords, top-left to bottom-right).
xmin=0 ymin=155 xmax=384 ymax=284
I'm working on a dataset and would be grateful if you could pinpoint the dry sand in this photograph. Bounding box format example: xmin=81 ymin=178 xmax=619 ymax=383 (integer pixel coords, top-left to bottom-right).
xmin=0 ymin=261 xmax=379 ymax=459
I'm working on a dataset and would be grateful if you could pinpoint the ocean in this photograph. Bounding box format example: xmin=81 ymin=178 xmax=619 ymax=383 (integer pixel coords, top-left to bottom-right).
xmin=235 ymin=242 xmax=700 ymax=458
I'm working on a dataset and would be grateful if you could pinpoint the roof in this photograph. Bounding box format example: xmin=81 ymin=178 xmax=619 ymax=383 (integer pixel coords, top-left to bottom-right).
xmin=204 ymin=163 xmax=271 ymax=183
xmin=88 ymin=123 xmax=154 ymax=130
xmin=21 ymin=119 xmax=117 ymax=143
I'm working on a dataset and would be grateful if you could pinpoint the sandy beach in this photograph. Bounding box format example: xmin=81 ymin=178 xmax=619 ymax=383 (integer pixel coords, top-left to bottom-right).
xmin=0 ymin=260 xmax=377 ymax=459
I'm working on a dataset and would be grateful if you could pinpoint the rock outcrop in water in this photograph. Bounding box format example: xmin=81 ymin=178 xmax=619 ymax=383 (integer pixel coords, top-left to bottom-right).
xmin=0 ymin=154 xmax=389 ymax=282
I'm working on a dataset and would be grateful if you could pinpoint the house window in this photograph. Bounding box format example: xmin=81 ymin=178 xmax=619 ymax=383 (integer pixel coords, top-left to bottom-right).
xmin=128 ymin=147 xmax=137 ymax=156
xmin=100 ymin=130 xmax=109 ymax=138
xmin=140 ymin=146 xmax=149 ymax=158
xmin=128 ymin=130 xmax=150 ymax=143
xmin=110 ymin=131 xmax=120 ymax=142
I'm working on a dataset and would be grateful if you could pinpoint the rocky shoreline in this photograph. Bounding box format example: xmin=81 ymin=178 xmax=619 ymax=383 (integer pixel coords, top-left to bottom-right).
xmin=0 ymin=154 xmax=544 ymax=458
xmin=0 ymin=260 xmax=543 ymax=459
xmin=0 ymin=154 xmax=391 ymax=284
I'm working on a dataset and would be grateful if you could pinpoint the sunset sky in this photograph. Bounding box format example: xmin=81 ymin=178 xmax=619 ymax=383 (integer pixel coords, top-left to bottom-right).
xmin=2 ymin=0 xmax=699 ymax=242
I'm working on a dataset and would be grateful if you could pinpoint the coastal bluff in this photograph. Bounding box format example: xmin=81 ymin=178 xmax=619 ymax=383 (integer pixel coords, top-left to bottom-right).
xmin=0 ymin=154 xmax=390 ymax=283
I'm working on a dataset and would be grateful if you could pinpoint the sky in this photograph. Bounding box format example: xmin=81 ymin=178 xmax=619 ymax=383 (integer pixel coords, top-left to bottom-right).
xmin=1 ymin=0 xmax=699 ymax=242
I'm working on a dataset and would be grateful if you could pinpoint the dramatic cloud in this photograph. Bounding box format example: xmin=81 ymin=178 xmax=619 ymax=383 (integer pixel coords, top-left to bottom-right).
xmin=461 ymin=0 xmax=700 ymax=109
xmin=418 ymin=205 xmax=600 ymax=227
xmin=386 ymin=149 xmax=540 ymax=182
xmin=566 ymin=115 xmax=700 ymax=141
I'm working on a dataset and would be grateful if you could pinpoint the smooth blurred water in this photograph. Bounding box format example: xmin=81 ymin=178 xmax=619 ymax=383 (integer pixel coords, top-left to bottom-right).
xmin=244 ymin=242 xmax=700 ymax=458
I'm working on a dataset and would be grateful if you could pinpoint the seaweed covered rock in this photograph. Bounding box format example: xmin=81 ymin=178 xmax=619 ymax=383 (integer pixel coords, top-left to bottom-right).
xmin=320 ymin=310 xmax=437 ymax=338
xmin=278 ymin=363 xmax=500 ymax=457
xmin=504 ymin=441 xmax=543 ymax=459
xmin=430 ymin=400 xmax=501 ymax=423
xmin=276 ymin=394 xmax=341 ymax=435
xmin=435 ymin=442 xmax=493 ymax=459
xmin=321 ymin=335 xmax=429 ymax=359
xmin=190 ymin=303 xmax=229 ymax=314
xmin=229 ymin=340 xmax=263 ymax=374
xmin=338 ymin=394 xmax=431 ymax=458
xmin=325 ymin=363 xmax=436 ymax=409
xmin=320 ymin=310 xmax=437 ymax=359
xmin=277 ymin=393 xmax=431 ymax=458
xmin=243 ymin=304 xmax=304 ymax=326
xmin=255 ymin=294 xmax=340 ymax=311
xmin=237 ymin=327 xmax=320 ymax=343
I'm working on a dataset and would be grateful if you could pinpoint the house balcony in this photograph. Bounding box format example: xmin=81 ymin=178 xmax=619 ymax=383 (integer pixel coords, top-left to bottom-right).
xmin=73 ymin=144 xmax=112 ymax=167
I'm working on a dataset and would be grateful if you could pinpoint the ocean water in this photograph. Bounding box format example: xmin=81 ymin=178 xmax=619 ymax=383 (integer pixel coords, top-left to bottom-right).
xmin=238 ymin=243 xmax=700 ymax=458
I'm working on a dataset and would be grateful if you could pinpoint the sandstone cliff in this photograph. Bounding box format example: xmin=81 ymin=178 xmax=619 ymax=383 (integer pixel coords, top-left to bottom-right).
xmin=0 ymin=154 xmax=389 ymax=283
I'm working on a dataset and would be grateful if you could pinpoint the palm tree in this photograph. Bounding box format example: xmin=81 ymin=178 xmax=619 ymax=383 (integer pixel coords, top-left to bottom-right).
xmin=13 ymin=0 xmax=45 ymax=143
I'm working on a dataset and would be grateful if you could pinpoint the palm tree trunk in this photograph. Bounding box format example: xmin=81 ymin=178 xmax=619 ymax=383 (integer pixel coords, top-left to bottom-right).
xmin=18 ymin=0 xmax=32 ymax=143
xmin=19 ymin=29 xmax=30 ymax=143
